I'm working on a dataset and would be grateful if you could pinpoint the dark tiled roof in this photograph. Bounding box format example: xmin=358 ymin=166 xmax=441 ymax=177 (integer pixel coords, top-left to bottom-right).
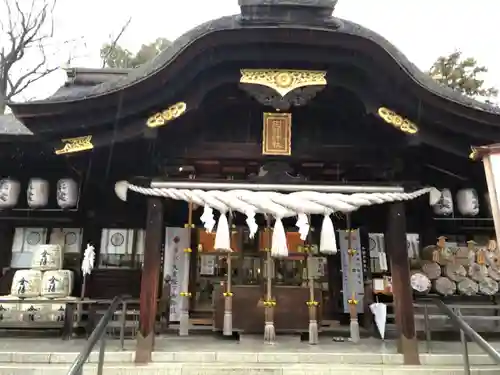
xmin=9 ymin=13 xmax=500 ymax=116
xmin=0 ymin=114 xmax=33 ymax=136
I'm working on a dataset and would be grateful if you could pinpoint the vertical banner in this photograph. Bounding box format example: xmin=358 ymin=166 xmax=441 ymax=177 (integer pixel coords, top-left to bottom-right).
xmin=164 ymin=227 xmax=189 ymax=322
xmin=338 ymin=229 xmax=364 ymax=314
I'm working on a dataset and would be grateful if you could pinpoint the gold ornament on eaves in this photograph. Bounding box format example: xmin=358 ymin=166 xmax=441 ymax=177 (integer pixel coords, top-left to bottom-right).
xmin=146 ymin=102 xmax=187 ymax=128
xmin=54 ymin=135 xmax=94 ymax=155
xmin=240 ymin=69 xmax=327 ymax=97
xmin=377 ymin=107 xmax=419 ymax=134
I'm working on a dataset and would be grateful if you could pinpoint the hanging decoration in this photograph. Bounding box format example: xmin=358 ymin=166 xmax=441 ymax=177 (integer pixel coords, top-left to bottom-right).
xmin=456 ymin=188 xmax=480 ymax=216
xmin=223 ymin=212 xmax=234 ymax=336
xmin=115 ymin=182 xmax=435 ymax=260
xmin=305 ymin=216 xmax=319 ymax=345
xmin=263 ymin=217 xmax=276 ymax=343
xmin=57 ymin=179 xmax=79 ymax=209
xmin=344 ymin=219 xmax=361 ymax=343
xmin=432 ymin=188 xmax=454 ymax=216
xmin=179 ymin=202 xmax=194 ymax=336
xmin=262 ymin=113 xmax=292 ymax=156
xmin=55 ymin=135 xmax=93 ymax=155
xmin=0 ymin=178 xmax=20 ymax=208
xmin=27 ymin=178 xmax=49 ymax=208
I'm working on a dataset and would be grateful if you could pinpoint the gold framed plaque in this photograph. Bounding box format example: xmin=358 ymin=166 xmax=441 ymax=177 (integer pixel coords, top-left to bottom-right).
xmin=262 ymin=112 xmax=292 ymax=156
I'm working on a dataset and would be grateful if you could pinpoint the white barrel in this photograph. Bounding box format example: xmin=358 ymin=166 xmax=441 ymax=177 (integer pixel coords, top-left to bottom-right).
xmin=49 ymin=296 xmax=77 ymax=322
xmin=31 ymin=244 xmax=63 ymax=270
xmin=0 ymin=179 xmax=20 ymax=208
xmin=0 ymin=295 xmax=20 ymax=322
xmin=433 ymin=189 xmax=454 ymax=216
xmin=56 ymin=179 xmax=78 ymax=209
xmin=11 ymin=270 xmax=42 ymax=297
xmin=457 ymin=189 xmax=479 ymax=216
xmin=41 ymin=270 xmax=74 ymax=298
xmin=20 ymin=297 xmax=49 ymax=322
xmin=27 ymin=178 xmax=49 ymax=208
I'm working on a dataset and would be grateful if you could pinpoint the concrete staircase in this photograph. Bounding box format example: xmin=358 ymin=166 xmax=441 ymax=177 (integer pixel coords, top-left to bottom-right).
xmin=1 ymin=349 xmax=499 ymax=375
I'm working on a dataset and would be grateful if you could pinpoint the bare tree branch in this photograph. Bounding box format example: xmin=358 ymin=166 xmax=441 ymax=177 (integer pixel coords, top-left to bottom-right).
xmin=101 ymin=17 xmax=132 ymax=68
xmin=0 ymin=0 xmax=70 ymax=114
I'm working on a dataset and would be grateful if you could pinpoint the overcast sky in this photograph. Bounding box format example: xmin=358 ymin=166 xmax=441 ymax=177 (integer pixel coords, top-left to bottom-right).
xmin=6 ymin=0 xmax=500 ymax=101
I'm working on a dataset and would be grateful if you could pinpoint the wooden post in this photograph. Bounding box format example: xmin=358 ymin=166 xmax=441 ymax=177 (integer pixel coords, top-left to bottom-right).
xmin=135 ymin=197 xmax=164 ymax=364
xmin=385 ymin=202 xmax=420 ymax=365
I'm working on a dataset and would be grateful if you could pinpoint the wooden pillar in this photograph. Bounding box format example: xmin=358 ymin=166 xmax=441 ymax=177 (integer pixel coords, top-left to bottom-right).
xmin=385 ymin=202 xmax=420 ymax=365
xmin=135 ymin=197 xmax=164 ymax=364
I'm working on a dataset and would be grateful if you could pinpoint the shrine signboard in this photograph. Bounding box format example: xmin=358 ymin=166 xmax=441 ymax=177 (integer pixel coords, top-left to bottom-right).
xmin=262 ymin=113 xmax=292 ymax=156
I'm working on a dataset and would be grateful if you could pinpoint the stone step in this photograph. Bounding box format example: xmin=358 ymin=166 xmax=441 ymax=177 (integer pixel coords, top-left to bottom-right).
xmin=1 ymin=351 xmax=499 ymax=366
xmin=1 ymin=363 xmax=499 ymax=375
xmin=0 ymin=363 xmax=500 ymax=375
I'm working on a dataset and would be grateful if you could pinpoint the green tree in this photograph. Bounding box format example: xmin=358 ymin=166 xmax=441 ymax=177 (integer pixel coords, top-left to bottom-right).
xmin=428 ymin=50 xmax=498 ymax=100
xmin=100 ymin=37 xmax=171 ymax=69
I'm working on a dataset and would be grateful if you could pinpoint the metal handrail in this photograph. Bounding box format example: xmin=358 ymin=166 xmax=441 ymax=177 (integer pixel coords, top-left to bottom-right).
xmin=67 ymin=295 xmax=126 ymax=375
xmin=432 ymin=299 xmax=500 ymax=374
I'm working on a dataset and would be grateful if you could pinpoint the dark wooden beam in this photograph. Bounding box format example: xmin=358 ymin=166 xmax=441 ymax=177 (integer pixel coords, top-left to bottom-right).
xmin=135 ymin=197 xmax=164 ymax=364
xmin=385 ymin=202 xmax=419 ymax=365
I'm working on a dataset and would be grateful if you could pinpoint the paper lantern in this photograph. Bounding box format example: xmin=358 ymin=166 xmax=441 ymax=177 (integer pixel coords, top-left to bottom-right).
xmin=56 ymin=179 xmax=78 ymax=209
xmin=41 ymin=270 xmax=74 ymax=298
xmin=27 ymin=178 xmax=49 ymax=208
xmin=31 ymin=244 xmax=63 ymax=271
xmin=432 ymin=189 xmax=454 ymax=216
xmin=11 ymin=270 xmax=42 ymax=298
xmin=457 ymin=189 xmax=479 ymax=216
xmin=0 ymin=178 xmax=20 ymax=208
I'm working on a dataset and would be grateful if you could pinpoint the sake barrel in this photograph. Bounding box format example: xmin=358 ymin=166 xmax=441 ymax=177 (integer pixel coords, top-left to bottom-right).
xmin=457 ymin=189 xmax=479 ymax=216
xmin=433 ymin=189 xmax=454 ymax=216
xmin=487 ymin=266 xmax=500 ymax=281
xmin=56 ymin=179 xmax=78 ymax=209
xmin=457 ymin=278 xmax=479 ymax=296
xmin=0 ymin=295 xmax=20 ymax=322
xmin=433 ymin=277 xmax=456 ymax=296
xmin=478 ymin=277 xmax=499 ymax=296
xmin=31 ymin=244 xmax=63 ymax=271
xmin=410 ymin=272 xmax=431 ymax=294
xmin=27 ymin=178 xmax=49 ymax=208
xmin=41 ymin=270 xmax=74 ymax=298
xmin=10 ymin=270 xmax=42 ymax=298
xmin=20 ymin=297 xmax=49 ymax=322
xmin=0 ymin=178 xmax=20 ymax=208
xmin=49 ymin=296 xmax=77 ymax=322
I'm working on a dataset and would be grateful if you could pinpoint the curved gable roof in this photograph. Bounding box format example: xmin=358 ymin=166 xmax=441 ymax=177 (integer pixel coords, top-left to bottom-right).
xmin=8 ymin=0 xmax=500 ymax=118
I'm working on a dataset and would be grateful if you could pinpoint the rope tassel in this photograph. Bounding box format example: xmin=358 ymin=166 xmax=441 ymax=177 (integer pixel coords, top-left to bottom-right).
xmin=271 ymin=218 xmax=288 ymax=257
xmin=320 ymin=214 xmax=337 ymax=255
xmin=215 ymin=212 xmax=232 ymax=252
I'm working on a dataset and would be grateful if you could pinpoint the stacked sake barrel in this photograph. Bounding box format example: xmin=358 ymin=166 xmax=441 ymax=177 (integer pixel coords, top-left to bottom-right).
xmin=6 ymin=244 xmax=75 ymax=322
xmin=413 ymin=242 xmax=500 ymax=297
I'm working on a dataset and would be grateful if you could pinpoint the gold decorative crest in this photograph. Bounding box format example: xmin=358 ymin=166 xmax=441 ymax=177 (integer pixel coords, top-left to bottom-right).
xmin=262 ymin=112 xmax=292 ymax=156
xmin=377 ymin=107 xmax=419 ymax=134
xmin=146 ymin=102 xmax=187 ymax=128
xmin=240 ymin=69 xmax=327 ymax=97
xmin=55 ymin=135 xmax=93 ymax=155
